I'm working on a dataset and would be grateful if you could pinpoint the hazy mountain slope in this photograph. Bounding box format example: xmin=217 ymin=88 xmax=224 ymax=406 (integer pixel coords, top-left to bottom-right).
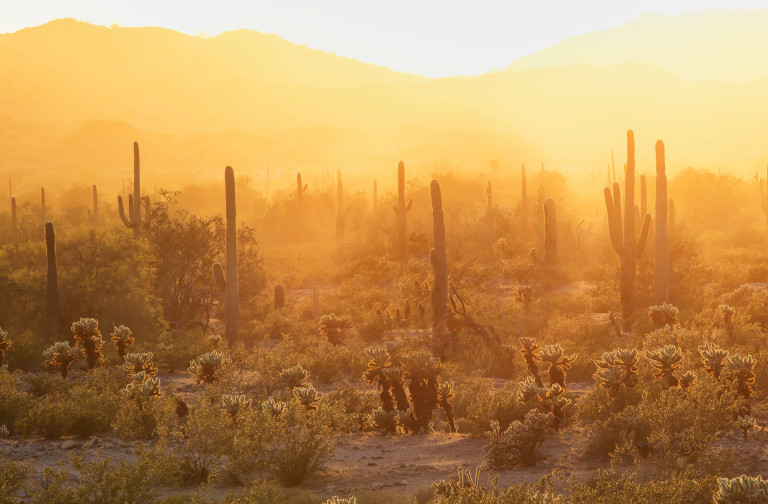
xmin=506 ymin=8 xmax=768 ymax=82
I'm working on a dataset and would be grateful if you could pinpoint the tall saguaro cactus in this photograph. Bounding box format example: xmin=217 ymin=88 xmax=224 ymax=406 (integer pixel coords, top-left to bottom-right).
xmin=45 ymin=222 xmax=60 ymax=341
xmin=118 ymin=142 xmax=141 ymax=236
xmin=212 ymin=166 xmax=239 ymax=345
xmin=10 ymin=197 xmax=17 ymax=240
xmin=296 ymin=173 xmax=308 ymax=209
xmin=41 ymin=188 xmax=46 ymax=232
xmin=544 ymin=198 xmax=557 ymax=263
xmin=655 ymin=141 xmax=670 ymax=303
xmin=430 ymin=180 xmax=448 ymax=332
xmin=486 ymin=181 xmax=493 ymax=209
xmin=274 ymin=284 xmax=285 ymax=311
xmin=393 ymin=161 xmax=413 ymax=260
xmin=336 ymin=170 xmax=345 ymax=248
xmin=640 ymin=175 xmax=647 ymax=217
xmin=92 ymin=185 xmax=99 ymax=228
xmin=521 ymin=164 xmax=528 ymax=237
xmin=604 ymin=130 xmax=652 ymax=332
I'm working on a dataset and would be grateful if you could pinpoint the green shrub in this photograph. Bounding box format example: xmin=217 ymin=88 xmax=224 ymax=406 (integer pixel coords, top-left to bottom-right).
xmin=0 ymin=458 xmax=32 ymax=503
xmin=0 ymin=368 xmax=30 ymax=435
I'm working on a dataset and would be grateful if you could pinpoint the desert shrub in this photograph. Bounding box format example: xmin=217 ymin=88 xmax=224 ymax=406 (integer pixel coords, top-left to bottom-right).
xmin=4 ymin=329 xmax=46 ymax=371
xmin=0 ymin=458 xmax=32 ymax=503
xmin=566 ymin=469 xmax=718 ymax=504
xmin=451 ymin=377 xmax=528 ymax=433
xmin=112 ymin=391 xmax=178 ymax=441
xmin=0 ymin=368 xmax=31 ymax=435
xmin=227 ymin=408 xmax=283 ymax=483
xmin=33 ymin=453 xmax=156 ymax=504
xmin=150 ymin=328 xmax=209 ymax=372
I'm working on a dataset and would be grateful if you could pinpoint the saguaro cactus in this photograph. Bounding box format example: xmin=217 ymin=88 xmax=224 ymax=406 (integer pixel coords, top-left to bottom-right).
xmin=640 ymin=175 xmax=647 ymax=217
xmin=10 ymin=197 xmax=17 ymax=240
xmin=336 ymin=170 xmax=345 ymax=248
xmin=118 ymin=141 xmax=141 ymax=236
xmin=212 ymin=166 xmax=239 ymax=345
xmin=296 ymin=173 xmax=308 ymax=209
xmin=760 ymin=164 xmax=768 ymax=227
xmin=430 ymin=180 xmax=448 ymax=332
xmin=655 ymin=141 xmax=670 ymax=303
xmin=521 ymin=164 xmax=528 ymax=237
xmin=486 ymin=181 xmax=493 ymax=209
xmin=41 ymin=188 xmax=46 ymax=231
xmin=544 ymin=198 xmax=557 ymax=263
xmin=45 ymin=222 xmax=60 ymax=341
xmin=92 ymin=185 xmax=99 ymax=228
xmin=373 ymin=180 xmax=378 ymax=209
xmin=604 ymin=130 xmax=652 ymax=332
xmin=393 ymin=161 xmax=413 ymax=260
xmin=274 ymin=284 xmax=285 ymax=311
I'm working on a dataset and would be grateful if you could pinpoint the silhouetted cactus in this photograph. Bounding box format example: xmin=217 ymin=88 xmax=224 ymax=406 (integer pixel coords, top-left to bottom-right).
xmin=543 ymin=198 xmax=557 ymax=263
xmin=280 ymin=364 xmax=309 ymax=390
xmin=486 ymin=181 xmax=493 ymax=209
xmin=40 ymin=187 xmax=45 ymax=234
xmin=293 ymin=383 xmax=319 ymax=410
xmin=43 ymin=341 xmax=79 ymax=379
xmin=117 ymin=141 xmax=141 ymax=236
xmin=737 ymin=415 xmax=756 ymax=439
xmin=430 ymin=180 xmax=448 ymax=335
xmin=604 ymin=131 xmax=652 ymax=331
xmin=519 ymin=337 xmax=543 ymax=387
xmin=595 ymin=348 xmax=639 ymax=390
xmin=10 ymin=197 xmax=16 ymax=241
xmin=699 ymin=341 xmax=729 ymax=381
xmin=262 ymin=397 xmax=286 ymax=417
xmin=319 ymin=313 xmax=352 ymax=345
xmin=436 ymin=381 xmax=456 ymax=433
xmin=71 ymin=318 xmax=104 ymax=369
xmin=221 ymin=394 xmax=251 ymax=420
xmin=483 ymin=411 xmax=552 ymax=468
xmin=91 ymin=184 xmax=99 ymax=227
xmin=644 ymin=344 xmax=682 ymax=388
xmin=720 ymin=304 xmax=736 ymax=341
xmin=368 ymin=407 xmax=397 ymax=433
xmin=521 ymin=164 xmax=528 ymax=237
xmin=123 ymin=352 xmax=158 ymax=377
xmin=124 ymin=371 xmax=160 ymax=404
xmin=0 ymin=327 xmax=10 ymax=367
xmin=543 ymin=383 xmax=571 ymax=431
xmin=212 ymin=166 xmax=239 ymax=345
xmin=539 ymin=344 xmax=576 ymax=388
xmin=401 ymin=350 xmax=443 ymax=433
xmin=206 ymin=334 xmax=222 ymax=350
xmin=363 ymin=345 xmax=395 ymax=414
xmin=296 ymin=172 xmax=308 ymax=209
xmin=274 ymin=284 xmax=285 ymax=311
xmin=393 ymin=161 xmax=413 ymax=260
xmin=726 ymin=354 xmax=756 ymax=414
xmin=655 ymin=140 xmax=670 ymax=303
xmin=713 ymin=475 xmax=768 ymax=503
xmin=516 ymin=376 xmax=545 ymax=405
xmin=647 ymin=303 xmax=679 ymax=327
xmin=45 ymin=222 xmax=60 ymax=341
xmin=188 ymin=350 xmax=230 ymax=385
xmin=110 ymin=325 xmax=134 ymax=358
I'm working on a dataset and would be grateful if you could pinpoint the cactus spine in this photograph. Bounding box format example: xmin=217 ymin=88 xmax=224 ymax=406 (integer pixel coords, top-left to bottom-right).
xmin=336 ymin=170 xmax=344 ymax=248
xmin=430 ymin=180 xmax=448 ymax=332
xmin=118 ymin=141 xmax=141 ymax=236
xmin=92 ymin=185 xmax=99 ymax=227
xmin=521 ymin=164 xmax=528 ymax=237
xmin=296 ymin=172 xmax=308 ymax=209
xmin=393 ymin=161 xmax=413 ymax=260
xmin=655 ymin=140 xmax=670 ymax=303
xmin=212 ymin=166 xmax=239 ymax=345
xmin=274 ymin=284 xmax=285 ymax=311
xmin=544 ymin=198 xmax=557 ymax=263
xmin=45 ymin=222 xmax=60 ymax=341
xmin=604 ymin=131 xmax=652 ymax=332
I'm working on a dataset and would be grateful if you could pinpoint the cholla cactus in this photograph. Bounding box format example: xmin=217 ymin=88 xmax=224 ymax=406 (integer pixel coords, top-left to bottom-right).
xmin=720 ymin=304 xmax=736 ymax=341
xmin=642 ymin=324 xmax=686 ymax=352
xmin=368 ymin=408 xmax=397 ymax=433
xmin=362 ymin=345 xmax=394 ymax=411
xmin=713 ymin=475 xmax=768 ymax=504
xmin=221 ymin=394 xmax=251 ymax=420
xmin=539 ymin=344 xmax=576 ymax=388
xmin=647 ymin=303 xmax=679 ymax=327
xmin=71 ymin=317 xmax=104 ymax=369
xmin=644 ymin=344 xmax=683 ymax=388
xmin=319 ymin=313 xmax=352 ymax=345
xmin=594 ymin=365 xmax=625 ymax=397
xmin=726 ymin=354 xmax=756 ymax=414
xmin=124 ymin=371 xmax=160 ymax=404
xmin=436 ymin=381 xmax=456 ymax=433
xmin=0 ymin=327 xmax=10 ymax=367
xmin=401 ymin=350 xmax=444 ymax=433
xmin=188 ymin=351 xmax=230 ymax=385
xmin=516 ymin=376 xmax=545 ymax=404
xmin=109 ymin=325 xmax=134 ymax=358
xmin=595 ymin=348 xmax=639 ymax=388
xmin=293 ymin=383 xmax=319 ymax=410
xmin=737 ymin=415 xmax=756 ymax=439
xmin=279 ymin=364 xmax=309 ymax=390
xmin=43 ymin=341 xmax=80 ymax=379
xmin=543 ymin=384 xmax=571 ymax=431
xmin=433 ymin=464 xmax=485 ymax=498
xmin=322 ymin=497 xmax=357 ymax=504
xmin=382 ymin=366 xmax=410 ymax=413
xmin=699 ymin=341 xmax=729 ymax=381
xmin=262 ymin=397 xmax=286 ymax=417
xmin=483 ymin=411 xmax=552 ymax=468
xmin=206 ymin=334 xmax=222 ymax=350
xmin=0 ymin=424 xmax=7 ymax=438
xmin=519 ymin=337 xmax=543 ymax=387
xmin=123 ymin=352 xmax=158 ymax=378
xmin=678 ymin=370 xmax=696 ymax=390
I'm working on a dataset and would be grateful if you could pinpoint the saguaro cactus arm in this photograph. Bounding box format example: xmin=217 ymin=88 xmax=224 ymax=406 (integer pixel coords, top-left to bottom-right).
xmin=604 ymin=184 xmax=624 ymax=254
xmin=212 ymin=262 xmax=226 ymax=291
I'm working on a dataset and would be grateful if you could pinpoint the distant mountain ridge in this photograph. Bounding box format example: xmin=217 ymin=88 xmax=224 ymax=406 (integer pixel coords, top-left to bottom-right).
xmin=506 ymin=7 xmax=768 ymax=82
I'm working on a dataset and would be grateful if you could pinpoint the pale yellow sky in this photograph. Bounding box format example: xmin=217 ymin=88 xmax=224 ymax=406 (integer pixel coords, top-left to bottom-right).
xmin=3 ymin=0 xmax=768 ymax=76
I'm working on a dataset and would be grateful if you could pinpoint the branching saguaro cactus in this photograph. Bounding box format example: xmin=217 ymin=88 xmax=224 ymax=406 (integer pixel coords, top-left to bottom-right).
xmin=393 ymin=161 xmax=413 ymax=260
xmin=45 ymin=222 xmax=60 ymax=342
xmin=655 ymin=140 xmax=670 ymax=303
xmin=543 ymin=198 xmax=557 ymax=263
xmin=118 ymin=141 xmax=141 ymax=236
xmin=296 ymin=172 xmax=308 ymax=210
xmin=604 ymin=130 xmax=652 ymax=331
xmin=212 ymin=166 xmax=239 ymax=345
xmin=430 ymin=180 xmax=448 ymax=336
